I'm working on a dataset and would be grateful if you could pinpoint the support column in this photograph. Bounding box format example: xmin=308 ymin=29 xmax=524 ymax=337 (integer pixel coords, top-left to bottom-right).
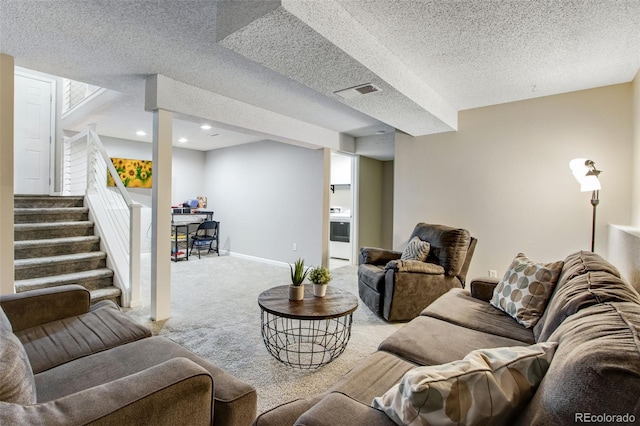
xmin=321 ymin=148 xmax=330 ymax=267
xmin=0 ymin=54 xmax=14 ymax=295
xmin=151 ymin=108 xmax=172 ymax=320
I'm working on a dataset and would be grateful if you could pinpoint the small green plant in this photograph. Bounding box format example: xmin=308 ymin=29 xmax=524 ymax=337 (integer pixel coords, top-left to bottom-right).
xmin=289 ymin=258 xmax=310 ymax=286
xmin=309 ymin=266 xmax=332 ymax=285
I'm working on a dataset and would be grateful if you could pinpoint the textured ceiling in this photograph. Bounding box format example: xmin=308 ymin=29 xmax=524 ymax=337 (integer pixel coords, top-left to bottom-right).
xmin=1 ymin=1 xmax=639 ymax=159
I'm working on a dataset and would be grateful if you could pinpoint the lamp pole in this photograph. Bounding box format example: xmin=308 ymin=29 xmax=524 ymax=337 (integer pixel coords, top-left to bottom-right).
xmin=590 ymin=190 xmax=599 ymax=252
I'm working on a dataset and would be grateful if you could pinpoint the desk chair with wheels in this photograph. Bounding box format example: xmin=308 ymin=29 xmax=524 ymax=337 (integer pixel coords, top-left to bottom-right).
xmin=189 ymin=220 xmax=219 ymax=258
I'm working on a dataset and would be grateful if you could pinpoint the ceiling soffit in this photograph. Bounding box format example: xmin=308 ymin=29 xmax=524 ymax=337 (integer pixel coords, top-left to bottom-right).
xmin=218 ymin=1 xmax=457 ymax=137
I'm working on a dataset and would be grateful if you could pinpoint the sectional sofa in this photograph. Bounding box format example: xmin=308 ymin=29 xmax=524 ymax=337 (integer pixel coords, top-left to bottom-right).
xmin=255 ymin=250 xmax=640 ymax=425
xmin=0 ymin=285 xmax=257 ymax=426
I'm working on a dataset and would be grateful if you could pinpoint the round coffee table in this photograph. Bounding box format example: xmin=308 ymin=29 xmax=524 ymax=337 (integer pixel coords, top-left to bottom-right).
xmin=258 ymin=285 xmax=358 ymax=369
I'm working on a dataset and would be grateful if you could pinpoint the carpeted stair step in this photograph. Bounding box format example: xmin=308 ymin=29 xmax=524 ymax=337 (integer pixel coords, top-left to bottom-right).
xmin=14 ymin=221 xmax=94 ymax=241
xmin=14 ymin=195 xmax=84 ymax=208
xmin=89 ymin=287 xmax=122 ymax=304
xmin=15 ymin=269 xmax=115 ymax=292
xmin=14 ymin=207 xmax=89 ymax=224
xmin=14 ymin=251 xmax=107 ymax=280
xmin=14 ymin=236 xmax=101 ymax=260
xmin=14 ymin=270 xmax=120 ymax=305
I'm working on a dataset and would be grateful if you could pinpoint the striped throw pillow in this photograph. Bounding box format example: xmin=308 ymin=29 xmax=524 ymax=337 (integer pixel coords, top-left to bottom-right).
xmin=401 ymin=236 xmax=430 ymax=262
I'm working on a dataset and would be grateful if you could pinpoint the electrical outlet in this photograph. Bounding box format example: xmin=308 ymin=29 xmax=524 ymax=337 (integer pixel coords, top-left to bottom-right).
xmin=292 ymin=243 xmax=297 ymax=251
xmin=489 ymin=269 xmax=498 ymax=278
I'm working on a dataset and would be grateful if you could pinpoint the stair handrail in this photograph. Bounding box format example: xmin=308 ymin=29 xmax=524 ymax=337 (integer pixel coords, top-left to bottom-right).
xmin=62 ymin=124 xmax=141 ymax=307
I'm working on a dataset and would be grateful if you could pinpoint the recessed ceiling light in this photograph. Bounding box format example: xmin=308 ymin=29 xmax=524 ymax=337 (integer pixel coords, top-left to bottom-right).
xmin=136 ymin=130 xmax=146 ymax=136
xmin=178 ymin=137 xmax=188 ymax=143
xmin=200 ymin=124 xmax=212 ymax=130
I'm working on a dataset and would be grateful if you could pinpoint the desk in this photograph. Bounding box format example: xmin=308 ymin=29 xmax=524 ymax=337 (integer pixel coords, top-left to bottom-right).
xmin=171 ymin=210 xmax=213 ymax=223
xmin=171 ymin=222 xmax=204 ymax=262
xmin=258 ymin=285 xmax=358 ymax=369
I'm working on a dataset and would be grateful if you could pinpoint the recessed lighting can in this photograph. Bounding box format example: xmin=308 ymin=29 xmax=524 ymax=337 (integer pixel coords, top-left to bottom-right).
xmin=178 ymin=137 xmax=188 ymax=143
xmin=200 ymin=124 xmax=212 ymax=130
xmin=136 ymin=130 xmax=146 ymax=136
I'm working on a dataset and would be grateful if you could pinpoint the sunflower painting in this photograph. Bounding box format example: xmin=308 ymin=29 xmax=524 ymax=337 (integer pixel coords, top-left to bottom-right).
xmin=107 ymin=157 xmax=153 ymax=188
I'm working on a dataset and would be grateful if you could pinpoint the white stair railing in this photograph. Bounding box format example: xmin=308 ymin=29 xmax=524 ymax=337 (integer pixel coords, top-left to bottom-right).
xmin=62 ymin=124 xmax=141 ymax=307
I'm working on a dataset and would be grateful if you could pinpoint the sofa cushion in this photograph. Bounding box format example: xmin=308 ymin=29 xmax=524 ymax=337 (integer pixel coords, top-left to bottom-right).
xmin=255 ymin=351 xmax=413 ymax=426
xmin=490 ymin=253 xmax=563 ymax=328
xmin=400 ymin=236 xmax=430 ymax=261
xmin=35 ymin=336 xmax=257 ymax=426
xmin=16 ymin=304 xmax=151 ymax=374
xmin=0 ymin=308 xmax=36 ymax=404
xmin=557 ymin=250 xmax=621 ymax=285
xmin=358 ymin=264 xmax=386 ymax=293
xmin=535 ymin=271 xmax=640 ymax=342
xmin=379 ymin=315 xmax=529 ymax=367
xmin=516 ymin=302 xmax=640 ymax=425
xmin=409 ymin=223 xmax=470 ymax=276
xmin=533 ymin=250 xmax=622 ymax=339
xmin=422 ymin=288 xmax=535 ymax=344
xmin=373 ymin=342 xmax=557 ymax=426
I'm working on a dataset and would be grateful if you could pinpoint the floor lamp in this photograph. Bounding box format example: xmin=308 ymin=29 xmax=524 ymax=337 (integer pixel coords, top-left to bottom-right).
xmin=569 ymin=159 xmax=602 ymax=252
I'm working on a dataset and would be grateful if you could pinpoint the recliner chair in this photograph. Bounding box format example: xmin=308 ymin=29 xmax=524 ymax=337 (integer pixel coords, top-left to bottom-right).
xmin=358 ymin=223 xmax=477 ymax=321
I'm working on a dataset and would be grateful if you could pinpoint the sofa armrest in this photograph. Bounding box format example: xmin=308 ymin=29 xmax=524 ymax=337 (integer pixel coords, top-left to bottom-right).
xmin=359 ymin=247 xmax=402 ymax=266
xmin=295 ymin=392 xmax=394 ymax=426
xmin=0 ymin=358 xmax=214 ymax=426
xmin=0 ymin=285 xmax=90 ymax=332
xmin=385 ymin=259 xmax=445 ymax=275
xmin=470 ymin=277 xmax=500 ymax=302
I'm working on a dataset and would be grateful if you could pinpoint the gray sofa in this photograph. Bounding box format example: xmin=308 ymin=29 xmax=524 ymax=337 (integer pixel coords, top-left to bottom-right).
xmin=0 ymin=284 xmax=257 ymax=426
xmin=358 ymin=223 xmax=477 ymax=321
xmin=255 ymin=250 xmax=640 ymax=425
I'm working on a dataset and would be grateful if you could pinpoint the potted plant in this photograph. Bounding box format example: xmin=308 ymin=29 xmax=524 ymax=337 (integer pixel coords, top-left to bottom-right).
xmin=309 ymin=265 xmax=332 ymax=297
xmin=289 ymin=258 xmax=309 ymax=301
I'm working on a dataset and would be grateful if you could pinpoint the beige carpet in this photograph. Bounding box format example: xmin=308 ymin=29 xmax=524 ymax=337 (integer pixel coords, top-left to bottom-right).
xmin=125 ymin=254 xmax=402 ymax=415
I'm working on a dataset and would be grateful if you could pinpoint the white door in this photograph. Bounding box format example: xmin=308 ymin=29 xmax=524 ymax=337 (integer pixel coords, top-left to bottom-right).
xmin=14 ymin=74 xmax=53 ymax=195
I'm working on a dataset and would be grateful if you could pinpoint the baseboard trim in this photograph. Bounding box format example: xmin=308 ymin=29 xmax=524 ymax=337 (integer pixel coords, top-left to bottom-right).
xmin=227 ymin=251 xmax=289 ymax=268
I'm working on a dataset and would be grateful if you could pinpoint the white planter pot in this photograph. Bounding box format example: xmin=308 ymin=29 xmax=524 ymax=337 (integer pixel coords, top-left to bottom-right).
xmin=289 ymin=285 xmax=304 ymax=301
xmin=313 ymin=284 xmax=327 ymax=297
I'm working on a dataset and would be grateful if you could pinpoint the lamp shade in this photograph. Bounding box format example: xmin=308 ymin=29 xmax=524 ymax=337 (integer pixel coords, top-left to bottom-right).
xmin=569 ymin=158 xmax=601 ymax=192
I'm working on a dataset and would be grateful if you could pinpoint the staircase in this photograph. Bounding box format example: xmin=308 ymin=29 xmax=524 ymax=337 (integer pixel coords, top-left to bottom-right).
xmin=14 ymin=195 xmax=121 ymax=304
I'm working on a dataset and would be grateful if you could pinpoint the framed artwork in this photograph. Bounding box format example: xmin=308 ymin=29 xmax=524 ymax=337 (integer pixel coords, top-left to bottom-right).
xmin=197 ymin=196 xmax=207 ymax=208
xmin=107 ymin=157 xmax=153 ymax=188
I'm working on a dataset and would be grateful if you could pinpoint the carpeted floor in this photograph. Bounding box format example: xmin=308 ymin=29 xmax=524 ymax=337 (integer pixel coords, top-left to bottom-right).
xmin=124 ymin=254 xmax=402 ymax=414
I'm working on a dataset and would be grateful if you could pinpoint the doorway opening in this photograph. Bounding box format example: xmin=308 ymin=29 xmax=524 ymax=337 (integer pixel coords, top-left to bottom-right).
xmin=329 ymin=152 xmax=356 ymax=268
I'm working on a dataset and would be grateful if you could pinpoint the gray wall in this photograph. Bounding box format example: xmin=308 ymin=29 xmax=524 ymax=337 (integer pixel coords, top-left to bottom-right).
xmin=394 ymin=83 xmax=634 ymax=280
xmin=204 ymin=140 xmax=324 ymax=265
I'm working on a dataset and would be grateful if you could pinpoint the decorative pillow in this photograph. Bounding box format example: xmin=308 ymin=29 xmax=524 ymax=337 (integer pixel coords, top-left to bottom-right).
xmin=0 ymin=309 xmax=37 ymax=404
xmin=372 ymin=342 xmax=557 ymax=426
xmin=401 ymin=237 xmax=430 ymax=262
xmin=490 ymin=253 xmax=564 ymax=328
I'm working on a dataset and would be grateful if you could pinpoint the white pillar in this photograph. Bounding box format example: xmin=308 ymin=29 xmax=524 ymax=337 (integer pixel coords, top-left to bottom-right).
xmin=0 ymin=54 xmax=14 ymax=295
xmin=151 ymin=108 xmax=172 ymax=320
xmin=321 ymin=148 xmax=330 ymax=267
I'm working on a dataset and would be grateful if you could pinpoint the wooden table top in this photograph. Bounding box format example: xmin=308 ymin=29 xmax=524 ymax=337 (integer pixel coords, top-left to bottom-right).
xmin=258 ymin=285 xmax=358 ymax=320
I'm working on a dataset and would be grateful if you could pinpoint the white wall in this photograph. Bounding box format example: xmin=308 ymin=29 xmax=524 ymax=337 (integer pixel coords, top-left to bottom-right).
xmin=204 ymin=140 xmax=325 ymax=265
xmin=100 ymin=135 xmax=206 ymax=253
xmin=395 ymin=83 xmax=633 ymax=280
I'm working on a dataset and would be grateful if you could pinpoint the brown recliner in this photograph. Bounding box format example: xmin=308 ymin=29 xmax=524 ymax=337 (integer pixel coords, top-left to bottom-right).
xmin=358 ymin=223 xmax=477 ymax=321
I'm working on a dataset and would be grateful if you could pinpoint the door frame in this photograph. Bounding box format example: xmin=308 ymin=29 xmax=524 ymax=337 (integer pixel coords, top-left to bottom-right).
xmin=15 ymin=67 xmax=57 ymax=195
xmin=329 ymin=150 xmax=358 ymax=265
